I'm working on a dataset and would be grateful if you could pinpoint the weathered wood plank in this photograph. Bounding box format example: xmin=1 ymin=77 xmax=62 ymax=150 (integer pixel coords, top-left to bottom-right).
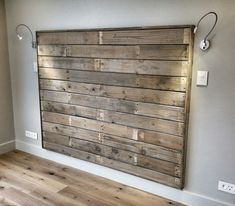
xmin=43 ymin=142 xmax=181 ymax=188
xmin=42 ymin=110 xmax=184 ymax=136
xmin=69 ymin=138 xmax=181 ymax=177
xmin=39 ymin=68 xmax=187 ymax=91
xmin=137 ymin=129 xmax=184 ymax=151
xmin=40 ymin=80 xmax=185 ymax=121
xmin=43 ymin=122 xmax=183 ymax=153
xmin=40 ymin=86 xmax=185 ymax=107
xmin=43 ymin=124 xmax=183 ymax=162
xmin=68 ymin=45 xmax=189 ymax=60
xmin=43 ymin=131 xmax=70 ymax=146
xmin=37 ymin=29 xmax=187 ymax=45
xmin=38 ymin=56 xmax=189 ymax=76
xmin=37 ymin=31 xmax=99 ymax=45
xmin=40 ymin=90 xmax=70 ymax=104
xmin=40 ymin=90 xmax=185 ymax=119
xmin=70 ymin=89 xmax=185 ymax=109
xmin=38 ymin=45 xmax=189 ymax=61
xmin=37 ymin=32 xmax=67 ymax=45
xmin=41 ymin=101 xmax=185 ymax=134
xmin=38 ymin=45 xmax=67 ymax=56
xmin=100 ymin=28 xmax=187 ymax=44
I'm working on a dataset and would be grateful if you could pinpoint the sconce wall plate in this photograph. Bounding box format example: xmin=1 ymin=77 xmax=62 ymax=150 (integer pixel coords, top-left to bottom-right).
xmin=200 ymin=40 xmax=210 ymax=51
xmin=194 ymin=11 xmax=218 ymax=51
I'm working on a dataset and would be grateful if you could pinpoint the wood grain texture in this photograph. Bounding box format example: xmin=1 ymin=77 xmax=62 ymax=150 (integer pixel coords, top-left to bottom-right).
xmin=40 ymin=80 xmax=185 ymax=121
xmin=0 ymin=151 xmax=185 ymax=206
xmin=100 ymin=28 xmax=188 ymax=44
xmin=39 ymin=68 xmax=187 ymax=91
xmin=38 ymin=44 xmax=189 ymax=61
xmin=42 ymin=122 xmax=184 ymax=152
xmin=43 ymin=129 xmax=183 ymax=165
xmin=37 ymin=28 xmax=189 ymax=45
xmin=41 ymin=98 xmax=185 ymax=122
xmin=40 ymin=88 xmax=186 ymax=107
xmin=42 ymin=111 xmax=184 ymax=136
xmin=37 ymin=31 xmax=99 ymax=45
xmin=37 ymin=26 xmax=194 ymax=189
xmin=38 ymin=56 xmax=189 ymax=76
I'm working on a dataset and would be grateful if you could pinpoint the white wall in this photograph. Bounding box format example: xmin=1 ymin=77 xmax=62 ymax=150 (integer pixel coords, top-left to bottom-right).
xmin=5 ymin=0 xmax=235 ymax=205
xmin=0 ymin=0 xmax=14 ymax=153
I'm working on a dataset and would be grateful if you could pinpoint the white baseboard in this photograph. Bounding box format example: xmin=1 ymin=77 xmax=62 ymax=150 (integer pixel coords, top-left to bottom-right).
xmin=16 ymin=140 xmax=232 ymax=206
xmin=0 ymin=140 xmax=15 ymax=154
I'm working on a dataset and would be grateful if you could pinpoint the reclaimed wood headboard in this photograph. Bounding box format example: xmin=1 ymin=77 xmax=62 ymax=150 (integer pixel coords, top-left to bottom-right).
xmin=37 ymin=25 xmax=194 ymax=189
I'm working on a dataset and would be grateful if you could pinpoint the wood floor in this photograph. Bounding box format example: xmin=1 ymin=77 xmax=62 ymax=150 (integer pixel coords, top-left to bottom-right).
xmin=0 ymin=150 xmax=185 ymax=206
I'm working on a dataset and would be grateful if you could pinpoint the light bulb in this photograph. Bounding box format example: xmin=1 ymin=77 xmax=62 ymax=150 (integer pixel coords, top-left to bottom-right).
xmin=17 ymin=34 xmax=23 ymax=40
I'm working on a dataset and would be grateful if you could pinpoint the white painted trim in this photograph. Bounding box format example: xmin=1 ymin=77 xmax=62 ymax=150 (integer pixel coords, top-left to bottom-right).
xmin=0 ymin=140 xmax=15 ymax=154
xmin=16 ymin=140 xmax=232 ymax=206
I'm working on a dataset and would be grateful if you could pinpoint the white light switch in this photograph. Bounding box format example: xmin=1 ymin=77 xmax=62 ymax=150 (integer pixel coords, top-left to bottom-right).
xmin=197 ymin=70 xmax=209 ymax=86
xmin=33 ymin=61 xmax=38 ymax=73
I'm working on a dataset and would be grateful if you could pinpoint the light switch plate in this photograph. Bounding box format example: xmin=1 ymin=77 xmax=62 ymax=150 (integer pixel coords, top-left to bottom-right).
xmin=33 ymin=61 xmax=38 ymax=73
xmin=197 ymin=70 xmax=209 ymax=86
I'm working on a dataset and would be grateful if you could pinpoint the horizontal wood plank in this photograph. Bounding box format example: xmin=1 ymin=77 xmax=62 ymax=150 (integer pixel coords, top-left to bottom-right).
xmin=41 ymin=101 xmax=185 ymax=134
xmin=40 ymin=86 xmax=186 ymax=107
xmin=43 ymin=129 xmax=182 ymax=164
xmin=43 ymin=122 xmax=183 ymax=152
xmin=37 ymin=31 xmax=99 ymax=45
xmin=38 ymin=56 xmax=189 ymax=76
xmin=42 ymin=106 xmax=184 ymax=136
xmin=37 ymin=28 xmax=189 ymax=45
xmin=39 ymin=68 xmax=187 ymax=91
xmin=42 ymin=111 xmax=184 ymax=138
xmin=38 ymin=44 xmax=189 ymax=61
xmin=40 ymin=90 xmax=185 ymax=120
xmin=40 ymin=80 xmax=185 ymax=121
xmin=70 ymin=138 xmax=181 ymax=177
xmin=100 ymin=28 xmax=188 ymax=44
xmin=43 ymin=142 xmax=181 ymax=188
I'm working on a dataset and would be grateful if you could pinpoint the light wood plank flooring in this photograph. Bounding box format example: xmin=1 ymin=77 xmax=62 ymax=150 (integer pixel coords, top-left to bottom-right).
xmin=0 ymin=150 xmax=185 ymax=206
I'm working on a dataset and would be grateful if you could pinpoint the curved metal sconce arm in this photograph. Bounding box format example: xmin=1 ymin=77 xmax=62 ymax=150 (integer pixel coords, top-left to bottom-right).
xmin=194 ymin=12 xmax=218 ymax=51
xmin=16 ymin=24 xmax=37 ymax=48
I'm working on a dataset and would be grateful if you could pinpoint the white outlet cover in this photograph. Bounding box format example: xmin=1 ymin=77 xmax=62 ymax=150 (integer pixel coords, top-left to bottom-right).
xmin=25 ymin=130 xmax=38 ymax=140
xmin=218 ymin=181 xmax=235 ymax=195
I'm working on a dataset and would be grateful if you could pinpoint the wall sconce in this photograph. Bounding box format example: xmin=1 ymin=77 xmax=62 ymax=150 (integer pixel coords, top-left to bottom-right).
xmin=16 ymin=24 xmax=37 ymax=48
xmin=194 ymin=12 xmax=218 ymax=51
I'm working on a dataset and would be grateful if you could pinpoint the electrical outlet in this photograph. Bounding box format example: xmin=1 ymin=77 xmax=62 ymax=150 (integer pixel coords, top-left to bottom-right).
xmin=218 ymin=181 xmax=235 ymax=195
xmin=25 ymin=130 xmax=38 ymax=140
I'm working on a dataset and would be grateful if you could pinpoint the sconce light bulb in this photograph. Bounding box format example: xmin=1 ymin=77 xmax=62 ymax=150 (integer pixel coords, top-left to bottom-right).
xmin=193 ymin=27 xmax=198 ymax=34
xmin=17 ymin=34 xmax=23 ymax=40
